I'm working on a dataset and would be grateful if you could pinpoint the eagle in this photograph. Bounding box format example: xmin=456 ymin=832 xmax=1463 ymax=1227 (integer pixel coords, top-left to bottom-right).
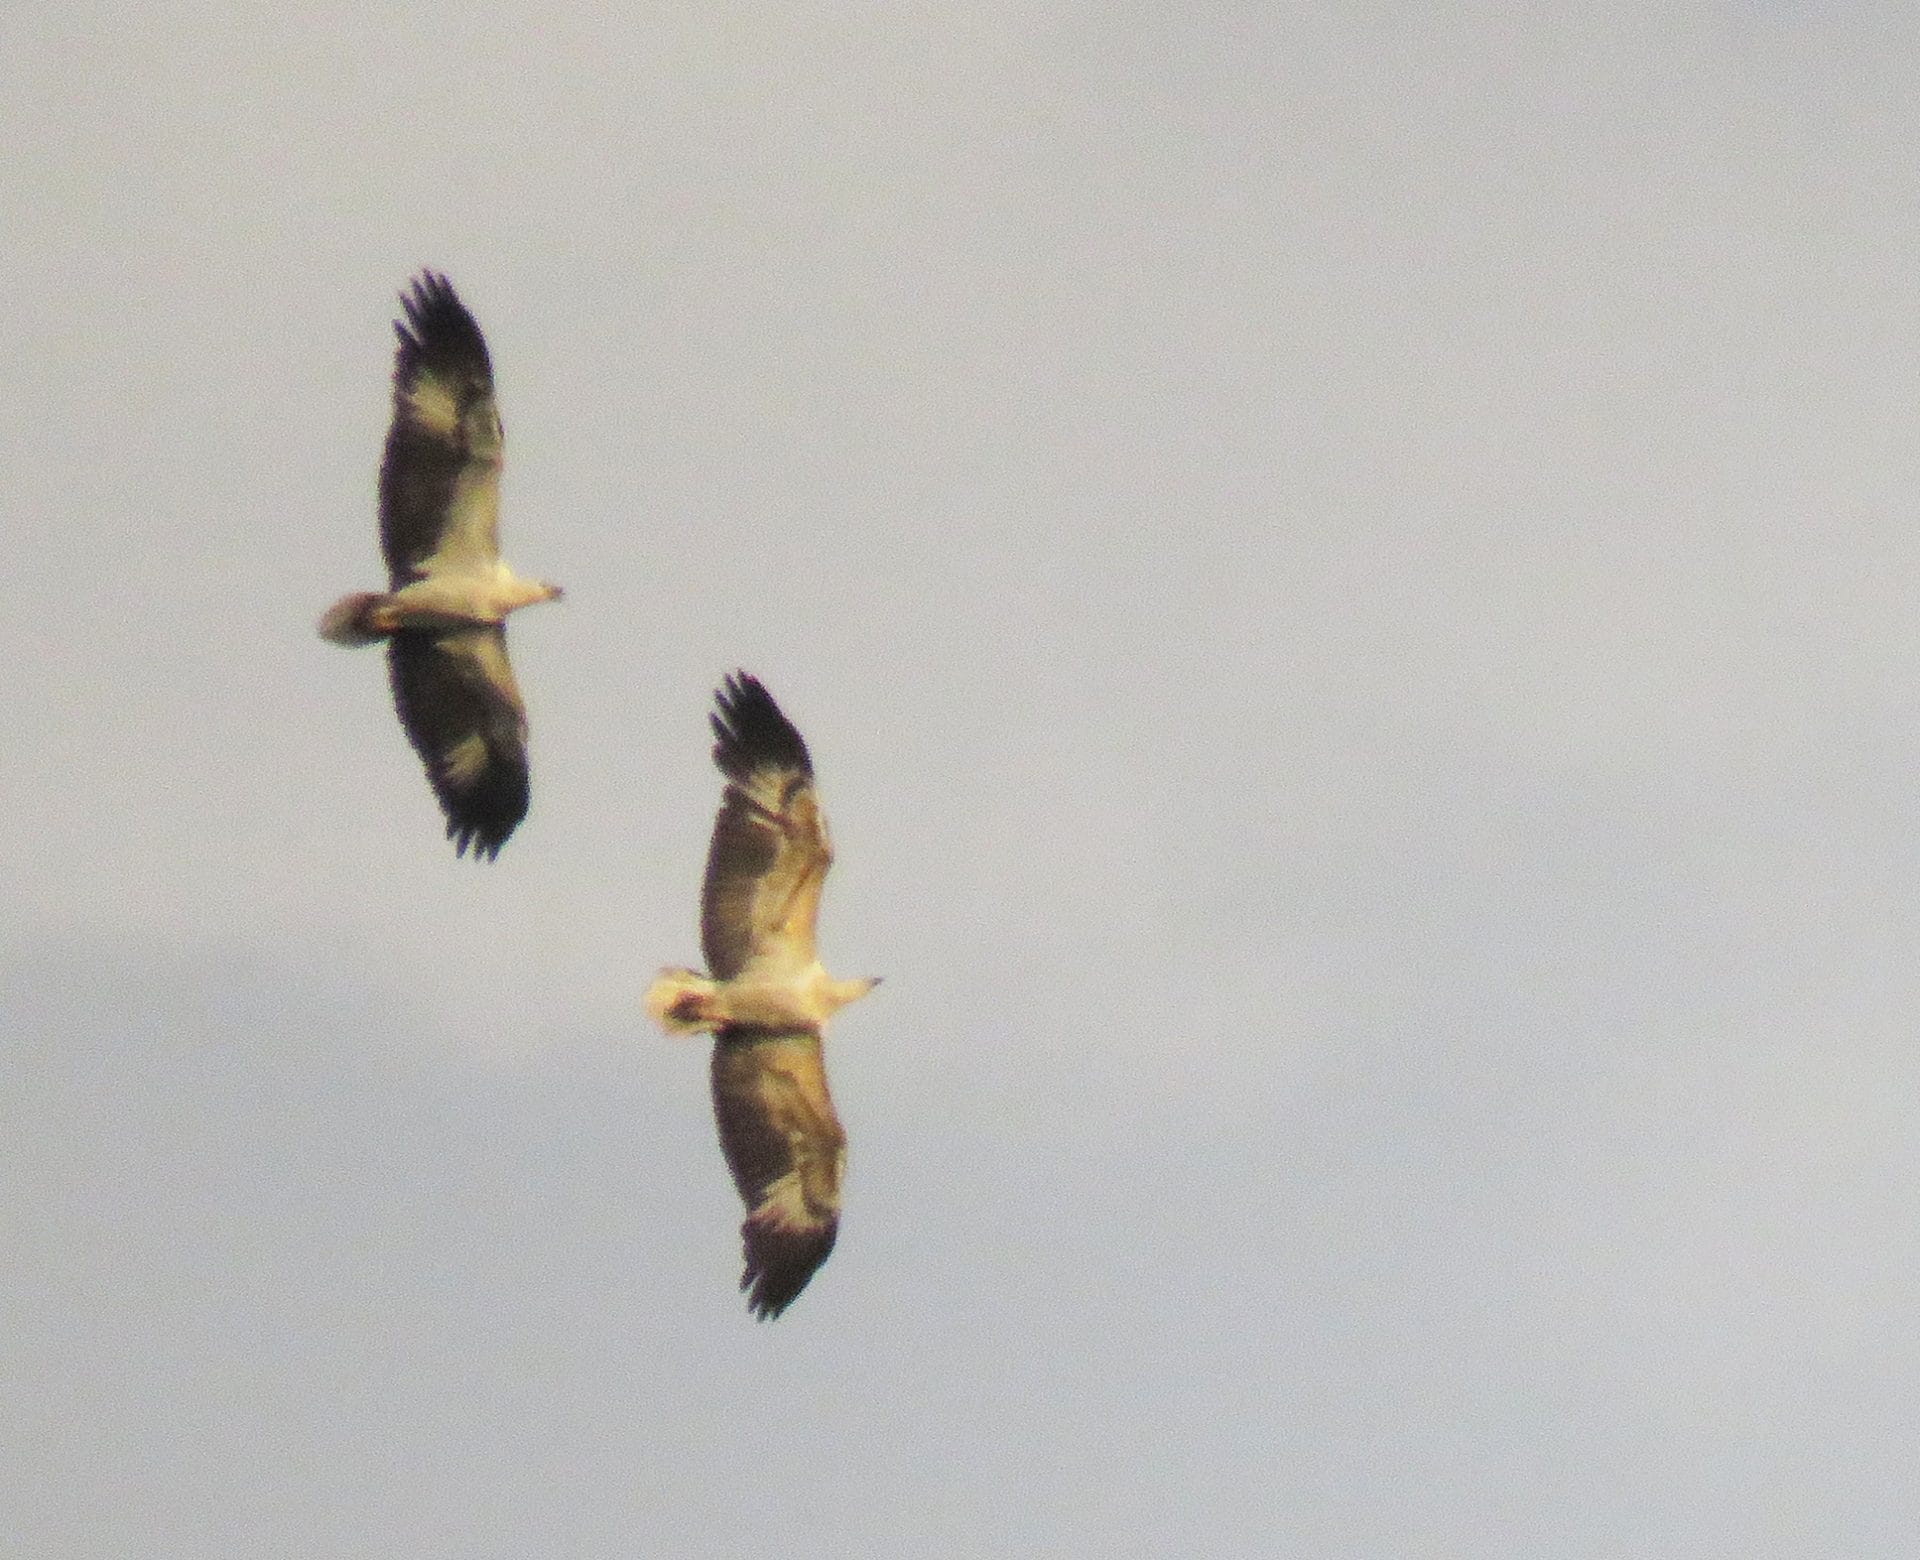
xmin=317 ymin=272 xmax=562 ymax=859
xmin=647 ymin=674 xmax=881 ymax=1319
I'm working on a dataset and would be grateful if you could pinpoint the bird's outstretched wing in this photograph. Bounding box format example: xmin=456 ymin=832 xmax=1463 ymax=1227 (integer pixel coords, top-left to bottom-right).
xmin=701 ymin=674 xmax=833 ymax=980
xmin=387 ymin=626 xmax=529 ymax=859
xmin=710 ymin=1026 xmax=846 ymax=1319
xmin=379 ymin=272 xmax=503 ymax=585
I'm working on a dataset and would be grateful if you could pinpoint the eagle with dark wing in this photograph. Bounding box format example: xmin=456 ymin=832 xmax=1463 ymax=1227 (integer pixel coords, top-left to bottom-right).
xmin=647 ymin=674 xmax=881 ymax=1319
xmin=317 ymin=272 xmax=562 ymax=858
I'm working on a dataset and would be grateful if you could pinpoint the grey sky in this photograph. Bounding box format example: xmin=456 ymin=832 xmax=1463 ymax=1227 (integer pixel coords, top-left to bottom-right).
xmin=4 ymin=2 xmax=1917 ymax=1555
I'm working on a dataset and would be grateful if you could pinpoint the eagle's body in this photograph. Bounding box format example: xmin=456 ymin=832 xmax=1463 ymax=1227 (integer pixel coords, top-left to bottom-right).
xmin=647 ymin=674 xmax=879 ymax=1319
xmin=322 ymin=565 xmax=556 ymax=642
xmin=317 ymin=272 xmax=561 ymax=858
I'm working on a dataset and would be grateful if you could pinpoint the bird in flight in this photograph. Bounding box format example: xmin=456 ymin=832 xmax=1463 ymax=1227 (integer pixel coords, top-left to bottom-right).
xmin=318 ymin=272 xmax=562 ymax=858
xmin=648 ymin=673 xmax=881 ymax=1318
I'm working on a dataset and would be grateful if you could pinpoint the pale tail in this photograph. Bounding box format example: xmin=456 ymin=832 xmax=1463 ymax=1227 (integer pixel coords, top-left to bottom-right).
xmin=317 ymin=592 xmax=392 ymax=646
xmin=646 ymin=968 xmax=723 ymax=1034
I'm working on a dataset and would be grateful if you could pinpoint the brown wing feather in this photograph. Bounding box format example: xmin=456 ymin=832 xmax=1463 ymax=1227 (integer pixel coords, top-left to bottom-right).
xmin=701 ymin=674 xmax=832 ymax=979
xmin=710 ymin=1027 xmax=845 ymax=1319
xmin=387 ymin=627 xmax=529 ymax=859
xmin=379 ymin=272 xmax=503 ymax=584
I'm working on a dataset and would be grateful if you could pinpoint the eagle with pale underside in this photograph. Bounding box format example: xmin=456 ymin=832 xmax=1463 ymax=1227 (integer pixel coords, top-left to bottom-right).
xmin=647 ymin=674 xmax=881 ymax=1319
xmin=317 ymin=272 xmax=562 ymax=859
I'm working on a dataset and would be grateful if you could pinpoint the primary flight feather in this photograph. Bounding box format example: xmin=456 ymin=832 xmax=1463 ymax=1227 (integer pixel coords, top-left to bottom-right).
xmin=647 ymin=674 xmax=880 ymax=1319
xmin=317 ymin=272 xmax=562 ymax=858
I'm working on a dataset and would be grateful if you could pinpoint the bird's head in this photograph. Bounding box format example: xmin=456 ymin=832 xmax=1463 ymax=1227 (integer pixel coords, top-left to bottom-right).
xmin=826 ymin=975 xmax=882 ymax=1014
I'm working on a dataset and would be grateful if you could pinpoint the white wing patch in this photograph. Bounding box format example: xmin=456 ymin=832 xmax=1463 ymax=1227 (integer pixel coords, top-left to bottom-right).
xmin=403 ymin=375 xmax=461 ymax=437
xmin=439 ymin=732 xmax=491 ymax=787
xmin=750 ymin=1169 xmax=826 ymax=1233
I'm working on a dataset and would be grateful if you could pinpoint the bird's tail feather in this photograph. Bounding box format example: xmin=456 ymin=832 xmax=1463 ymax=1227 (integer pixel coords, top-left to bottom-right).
xmin=317 ymin=592 xmax=396 ymax=646
xmin=646 ymin=968 xmax=723 ymax=1034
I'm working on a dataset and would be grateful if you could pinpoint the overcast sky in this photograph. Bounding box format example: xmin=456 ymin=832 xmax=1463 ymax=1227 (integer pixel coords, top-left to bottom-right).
xmin=4 ymin=3 xmax=1918 ymax=1555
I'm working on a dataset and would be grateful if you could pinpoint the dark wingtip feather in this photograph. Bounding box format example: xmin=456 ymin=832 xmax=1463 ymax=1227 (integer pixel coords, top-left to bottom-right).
xmin=393 ymin=270 xmax=491 ymax=382
xmin=448 ymin=815 xmax=515 ymax=861
xmin=710 ymin=672 xmax=812 ymax=786
xmin=440 ymin=766 xmax=529 ymax=861
xmin=741 ymin=1215 xmax=839 ymax=1320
